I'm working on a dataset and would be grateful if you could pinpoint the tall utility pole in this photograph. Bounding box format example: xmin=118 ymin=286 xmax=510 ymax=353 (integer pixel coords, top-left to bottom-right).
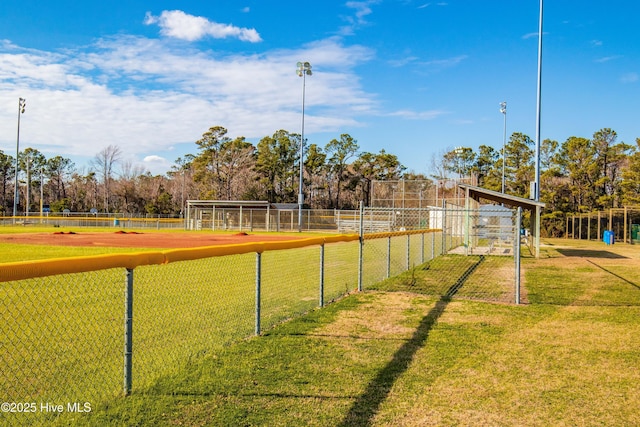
xmin=13 ymin=97 xmax=26 ymax=220
xmin=534 ymin=0 xmax=543 ymax=201
xmin=534 ymin=0 xmax=544 ymax=259
xmin=500 ymin=101 xmax=507 ymax=193
xmin=296 ymin=61 xmax=312 ymax=232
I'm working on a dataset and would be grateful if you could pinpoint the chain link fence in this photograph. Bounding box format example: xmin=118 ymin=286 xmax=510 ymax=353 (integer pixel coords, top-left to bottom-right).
xmin=368 ymin=206 xmax=521 ymax=304
xmin=0 ymin=213 xmax=185 ymax=229
xmin=0 ymin=206 xmax=522 ymax=425
xmin=1 ymin=269 xmax=123 ymax=424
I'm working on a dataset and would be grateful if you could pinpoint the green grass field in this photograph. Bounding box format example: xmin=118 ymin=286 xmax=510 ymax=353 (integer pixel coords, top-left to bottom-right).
xmin=85 ymin=238 xmax=640 ymax=426
xmin=3 ymin=233 xmax=638 ymax=425
xmin=0 ymin=228 xmax=438 ymax=426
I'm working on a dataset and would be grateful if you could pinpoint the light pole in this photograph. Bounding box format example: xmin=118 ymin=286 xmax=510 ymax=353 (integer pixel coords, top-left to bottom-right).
xmin=181 ymin=167 xmax=185 ymax=218
xmin=534 ymin=0 xmax=543 ymax=202
xmin=401 ymin=178 xmax=405 ymax=228
xmin=40 ymin=166 xmax=44 ymax=221
xmin=454 ymin=146 xmax=464 ymax=178
xmin=419 ymin=183 xmax=425 ymax=228
xmin=454 ymin=146 xmax=464 ymax=203
xmin=25 ymin=154 xmax=30 ymax=217
xmin=13 ymin=97 xmax=26 ymax=220
xmin=296 ymin=61 xmax=312 ymax=232
xmin=500 ymin=101 xmax=507 ymax=193
xmin=533 ymin=0 xmax=544 ymax=259
xmin=391 ymin=185 xmax=397 ymax=209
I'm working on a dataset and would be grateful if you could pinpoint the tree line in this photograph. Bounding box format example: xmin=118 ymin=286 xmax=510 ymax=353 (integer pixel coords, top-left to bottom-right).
xmin=0 ymin=126 xmax=405 ymax=216
xmin=2 ymin=125 xmax=639 ymax=232
xmin=435 ymin=127 xmax=640 ymax=236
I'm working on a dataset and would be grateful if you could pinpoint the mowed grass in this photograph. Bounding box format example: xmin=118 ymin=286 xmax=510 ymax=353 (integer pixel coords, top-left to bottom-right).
xmin=2 ymin=229 xmax=423 ymax=426
xmin=3 ymin=233 xmax=640 ymax=425
xmin=79 ymin=237 xmax=640 ymax=426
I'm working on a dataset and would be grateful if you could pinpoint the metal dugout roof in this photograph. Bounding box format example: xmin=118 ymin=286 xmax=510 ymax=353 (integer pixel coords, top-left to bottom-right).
xmin=457 ymin=184 xmax=545 ymax=211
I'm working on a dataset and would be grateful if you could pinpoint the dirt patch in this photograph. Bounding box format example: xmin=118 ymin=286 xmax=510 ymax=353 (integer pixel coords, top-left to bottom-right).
xmin=0 ymin=231 xmax=304 ymax=248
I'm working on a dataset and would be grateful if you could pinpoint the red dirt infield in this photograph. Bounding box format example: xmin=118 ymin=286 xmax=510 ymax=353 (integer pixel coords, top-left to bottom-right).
xmin=0 ymin=231 xmax=304 ymax=248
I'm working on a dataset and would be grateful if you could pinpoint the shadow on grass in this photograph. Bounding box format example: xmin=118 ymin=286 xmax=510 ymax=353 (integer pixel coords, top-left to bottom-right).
xmin=556 ymin=249 xmax=628 ymax=259
xmin=586 ymin=259 xmax=640 ymax=290
xmin=339 ymin=256 xmax=485 ymax=427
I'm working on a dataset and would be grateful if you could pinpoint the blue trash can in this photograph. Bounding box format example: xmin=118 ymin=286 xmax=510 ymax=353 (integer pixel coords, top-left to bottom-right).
xmin=603 ymin=230 xmax=614 ymax=245
xmin=114 ymin=218 xmax=120 ymax=226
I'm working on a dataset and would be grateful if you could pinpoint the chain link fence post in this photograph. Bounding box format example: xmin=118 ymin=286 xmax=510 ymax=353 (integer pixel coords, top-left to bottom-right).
xmin=386 ymin=236 xmax=391 ymax=279
xmin=442 ymin=202 xmax=447 ymax=255
xmin=406 ymin=234 xmax=410 ymax=271
xmin=358 ymin=201 xmax=364 ymax=292
xmin=255 ymin=252 xmax=262 ymax=335
xmin=319 ymin=244 xmax=325 ymax=307
xmin=431 ymin=229 xmax=435 ymax=260
xmin=124 ymin=268 xmax=133 ymax=396
xmin=515 ymin=207 xmax=522 ymax=304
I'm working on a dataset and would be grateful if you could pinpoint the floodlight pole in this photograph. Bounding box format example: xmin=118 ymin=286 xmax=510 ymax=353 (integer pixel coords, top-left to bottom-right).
xmin=500 ymin=101 xmax=507 ymax=193
xmin=296 ymin=61 xmax=312 ymax=232
xmin=13 ymin=97 xmax=26 ymax=221
xmin=454 ymin=146 xmax=464 ymax=202
xmin=40 ymin=166 xmax=44 ymax=221
xmin=533 ymin=0 xmax=544 ymax=258
xmin=534 ymin=0 xmax=543 ymax=202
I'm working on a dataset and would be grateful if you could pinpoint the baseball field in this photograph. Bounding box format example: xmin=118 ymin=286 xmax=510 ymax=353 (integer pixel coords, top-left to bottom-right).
xmin=1 ymin=227 xmax=639 ymax=425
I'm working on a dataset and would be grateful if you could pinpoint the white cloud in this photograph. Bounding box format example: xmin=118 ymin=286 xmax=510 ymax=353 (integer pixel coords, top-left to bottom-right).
xmin=388 ymin=56 xmax=420 ymax=68
xmin=595 ymin=55 xmax=622 ymax=63
xmin=388 ymin=109 xmax=447 ymax=120
xmin=0 ymin=35 xmax=378 ymax=174
xmin=620 ymin=72 xmax=638 ymax=83
xmin=142 ymin=155 xmax=172 ymax=174
xmin=339 ymin=0 xmax=381 ymax=35
xmin=423 ymin=55 xmax=467 ymax=68
xmin=144 ymin=155 xmax=167 ymax=163
xmin=144 ymin=10 xmax=262 ymax=42
xmin=345 ymin=1 xmax=377 ymax=24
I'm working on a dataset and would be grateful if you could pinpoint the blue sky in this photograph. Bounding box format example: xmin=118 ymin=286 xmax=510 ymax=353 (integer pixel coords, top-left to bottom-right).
xmin=0 ymin=1 xmax=638 ymax=176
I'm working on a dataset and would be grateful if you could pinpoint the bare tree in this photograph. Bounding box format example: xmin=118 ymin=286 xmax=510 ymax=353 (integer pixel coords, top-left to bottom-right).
xmin=91 ymin=145 xmax=122 ymax=212
xmin=325 ymin=134 xmax=359 ymax=209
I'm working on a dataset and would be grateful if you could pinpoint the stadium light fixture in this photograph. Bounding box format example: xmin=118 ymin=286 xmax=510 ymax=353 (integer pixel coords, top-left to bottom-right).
xmin=13 ymin=97 xmax=26 ymax=221
xmin=296 ymin=61 xmax=312 ymax=232
xmin=500 ymin=101 xmax=507 ymax=193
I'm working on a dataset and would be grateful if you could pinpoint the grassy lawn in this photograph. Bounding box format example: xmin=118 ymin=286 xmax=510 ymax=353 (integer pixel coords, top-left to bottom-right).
xmin=37 ymin=237 xmax=636 ymax=426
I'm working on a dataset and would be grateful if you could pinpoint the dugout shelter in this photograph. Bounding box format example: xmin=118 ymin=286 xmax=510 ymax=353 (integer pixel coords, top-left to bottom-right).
xmin=458 ymin=184 xmax=546 ymax=258
xmin=185 ymin=200 xmax=271 ymax=231
xmin=185 ymin=200 xmax=318 ymax=232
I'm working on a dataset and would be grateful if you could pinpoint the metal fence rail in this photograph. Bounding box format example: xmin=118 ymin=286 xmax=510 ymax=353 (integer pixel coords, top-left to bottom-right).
xmin=0 ymin=207 xmax=521 ymax=425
